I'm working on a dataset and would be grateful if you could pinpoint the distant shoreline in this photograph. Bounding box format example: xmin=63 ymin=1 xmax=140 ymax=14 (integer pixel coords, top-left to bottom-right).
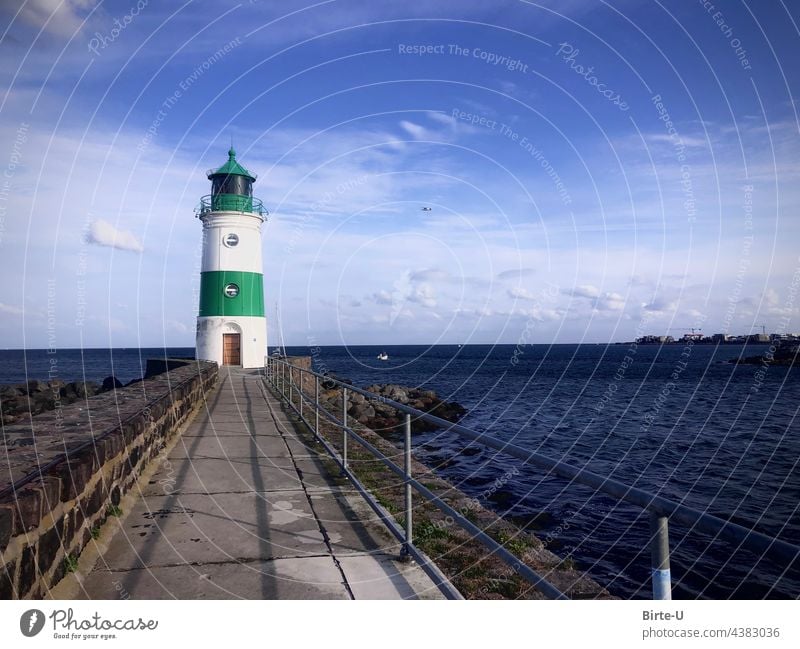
xmin=0 ymin=341 xmax=774 ymax=352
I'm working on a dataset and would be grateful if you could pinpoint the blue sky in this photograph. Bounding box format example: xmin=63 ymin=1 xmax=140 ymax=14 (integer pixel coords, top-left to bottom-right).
xmin=0 ymin=0 xmax=798 ymax=348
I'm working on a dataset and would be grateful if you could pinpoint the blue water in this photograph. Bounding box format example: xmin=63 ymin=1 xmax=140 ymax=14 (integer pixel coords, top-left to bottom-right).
xmin=0 ymin=348 xmax=194 ymax=386
xmin=1 ymin=343 xmax=797 ymax=599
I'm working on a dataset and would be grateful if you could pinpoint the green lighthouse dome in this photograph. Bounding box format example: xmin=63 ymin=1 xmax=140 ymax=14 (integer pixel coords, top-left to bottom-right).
xmin=200 ymin=147 xmax=265 ymax=215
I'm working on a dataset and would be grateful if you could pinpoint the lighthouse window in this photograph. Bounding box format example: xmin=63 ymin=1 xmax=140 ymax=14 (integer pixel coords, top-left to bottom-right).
xmin=224 ymin=283 xmax=240 ymax=298
xmin=223 ymin=233 xmax=239 ymax=247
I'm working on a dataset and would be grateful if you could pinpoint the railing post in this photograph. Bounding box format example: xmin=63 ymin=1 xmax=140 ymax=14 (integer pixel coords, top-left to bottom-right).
xmin=342 ymin=387 xmax=348 ymax=473
xmin=314 ymin=374 xmax=320 ymax=439
xmin=289 ymin=364 xmax=294 ymax=406
xmin=650 ymin=513 xmax=672 ymax=600
xmin=402 ymin=413 xmax=413 ymax=560
xmin=299 ymin=368 xmax=303 ymax=420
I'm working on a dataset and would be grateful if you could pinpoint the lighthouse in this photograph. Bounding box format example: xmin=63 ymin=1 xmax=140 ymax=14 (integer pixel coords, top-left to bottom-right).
xmin=195 ymin=147 xmax=267 ymax=368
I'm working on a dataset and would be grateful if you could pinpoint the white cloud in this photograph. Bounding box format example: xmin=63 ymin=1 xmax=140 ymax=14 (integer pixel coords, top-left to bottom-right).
xmin=593 ymin=292 xmax=626 ymax=312
xmin=84 ymin=219 xmax=144 ymax=253
xmin=643 ymin=298 xmax=678 ymax=314
xmin=399 ymin=120 xmax=430 ymax=140
xmin=0 ymin=302 xmax=26 ymax=316
xmin=646 ymin=133 xmax=709 ymax=148
xmin=410 ymin=268 xmax=449 ymax=282
xmin=508 ymin=286 xmax=536 ymax=301
xmin=763 ymin=288 xmax=780 ymax=307
xmin=11 ymin=0 xmax=94 ymax=35
xmin=371 ymin=290 xmax=392 ymax=306
xmin=498 ymin=268 xmax=536 ymax=280
xmin=565 ymin=284 xmax=601 ymax=299
xmin=524 ymin=307 xmax=563 ymax=322
xmin=409 ymin=283 xmax=436 ymax=308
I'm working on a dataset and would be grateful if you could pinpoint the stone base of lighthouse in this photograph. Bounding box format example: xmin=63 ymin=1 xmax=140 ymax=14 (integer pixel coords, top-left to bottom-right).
xmin=196 ymin=316 xmax=266 ymax=369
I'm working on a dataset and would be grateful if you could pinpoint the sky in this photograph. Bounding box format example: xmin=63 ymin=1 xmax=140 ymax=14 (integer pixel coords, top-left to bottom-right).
xmin=0 ymin=0 xmax=798 ymax=348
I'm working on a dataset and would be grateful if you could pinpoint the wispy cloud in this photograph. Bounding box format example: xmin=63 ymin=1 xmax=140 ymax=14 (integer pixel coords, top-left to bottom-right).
xmin=399 ymin=120 xmax=430 ymax=140
xmin=84 ymin=219 xmax=144 ymax=253
xmin=563 ymin=284 xmax=600 ymax=299
xmin=497 ymin=268 xmax=536 ymax=280
xmin=9 ymin=0 xmax=95 ymax=35
xmin=0 ymin=302 xmax=25 ymax=316
xmin=507 ymin=286 xmax=537 ymax=301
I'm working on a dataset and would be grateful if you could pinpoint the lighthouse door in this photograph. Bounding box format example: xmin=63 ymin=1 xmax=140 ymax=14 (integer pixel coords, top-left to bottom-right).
xmin=222 ymin=333 xmax=241 ymax=366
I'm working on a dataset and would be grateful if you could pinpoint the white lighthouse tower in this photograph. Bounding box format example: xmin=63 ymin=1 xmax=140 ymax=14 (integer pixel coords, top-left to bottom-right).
xmin=195 ymin=147 xmax=267 ymax=368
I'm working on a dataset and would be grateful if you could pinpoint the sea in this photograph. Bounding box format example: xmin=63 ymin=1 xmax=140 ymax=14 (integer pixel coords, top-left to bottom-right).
xmin=1 ymin=343 xmax=798 ymax=599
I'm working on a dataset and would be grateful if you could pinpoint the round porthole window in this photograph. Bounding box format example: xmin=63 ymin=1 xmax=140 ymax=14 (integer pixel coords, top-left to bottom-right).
xmin=223 ymin=283 xmax=240 ymax=298
xmin=223 ymin=233 xmax=239 ymax=247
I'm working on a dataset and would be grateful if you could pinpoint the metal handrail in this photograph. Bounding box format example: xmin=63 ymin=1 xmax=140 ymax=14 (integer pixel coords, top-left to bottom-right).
xmin=266 ymin=357 xmax=568 ymax=599
xmin=264 ymin=356 xmax=800 ymax=600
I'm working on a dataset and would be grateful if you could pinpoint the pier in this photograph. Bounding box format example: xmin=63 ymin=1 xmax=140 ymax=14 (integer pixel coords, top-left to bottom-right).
xmin=52 ymin=369 xmax=444 ymax=600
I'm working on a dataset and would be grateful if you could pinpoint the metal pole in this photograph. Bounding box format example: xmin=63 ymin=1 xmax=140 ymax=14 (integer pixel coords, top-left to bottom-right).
xmin=342 ymin=387 xmax=348 ymax=472
xmin=402 ymin=413 xmax=413 ymax=560
xmin=314 ymin=374 xmax=320 ymax=439
xmin=289 ymin=364 xmax=293 ymax=406
xmin=299 ymin=368 xmax=303 ymax=419
xmin=650 ymin=513 xmax=672 ymax=600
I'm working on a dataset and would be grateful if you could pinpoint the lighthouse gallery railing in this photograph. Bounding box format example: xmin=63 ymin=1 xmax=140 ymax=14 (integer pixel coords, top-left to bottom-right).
xmin=195 ymin=194 xmax=267 ymax=216
xmin=263 ymin=355 xmax=800 ymax=601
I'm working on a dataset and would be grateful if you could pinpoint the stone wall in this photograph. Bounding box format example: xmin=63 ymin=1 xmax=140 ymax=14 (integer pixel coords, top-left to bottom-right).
xmin=0 ymin=359 xmax=218 ymax=599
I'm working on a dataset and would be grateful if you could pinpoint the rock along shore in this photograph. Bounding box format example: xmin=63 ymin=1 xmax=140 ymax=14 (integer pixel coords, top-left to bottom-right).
xmin=0 ymin=376 xmax=126 ymax=426
xmin=318 ymin=376 xmax=467 ymax=437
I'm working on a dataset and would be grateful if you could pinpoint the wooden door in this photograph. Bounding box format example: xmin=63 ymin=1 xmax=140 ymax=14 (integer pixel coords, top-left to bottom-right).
xmin=222 ymin=333 xmax=241 ymax=365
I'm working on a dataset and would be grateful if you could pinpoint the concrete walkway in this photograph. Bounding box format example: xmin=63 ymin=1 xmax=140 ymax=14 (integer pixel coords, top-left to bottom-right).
xmin=59 ymin=369 xmax=444 ymax=599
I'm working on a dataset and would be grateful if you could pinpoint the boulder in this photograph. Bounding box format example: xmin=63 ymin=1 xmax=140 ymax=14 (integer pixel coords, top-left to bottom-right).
xmin=70 ymin=381 xmax=100 ymax=398
xmin=30 ymin=391 xmax=55 ymax=414
xmin=0 ymin=384 xmax=19 ymax=399
xmin=60 ymin=383 xmax=78 ymax=399
xmin=102 ymin=376 xmax=123 ymax=392
xmin=386 ymin=387 xmax=408 ymax=404
xmin=26 ymin=379 xmax=48 ymax=394
xmin=348 ymin=403 xmax=375 ymax=422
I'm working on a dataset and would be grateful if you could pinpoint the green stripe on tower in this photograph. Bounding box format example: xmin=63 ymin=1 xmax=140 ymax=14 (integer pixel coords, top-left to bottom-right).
xmin=199 ymin=270 xmax=265 ymax=317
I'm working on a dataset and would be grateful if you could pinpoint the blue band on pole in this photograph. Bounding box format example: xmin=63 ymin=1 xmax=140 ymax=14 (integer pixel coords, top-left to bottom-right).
xmin=652 ymin=569 xmax=672 ymax=600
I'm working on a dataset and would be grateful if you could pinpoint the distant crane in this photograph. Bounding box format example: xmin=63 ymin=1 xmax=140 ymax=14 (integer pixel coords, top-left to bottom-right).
xmin=669 ymin=327 xmax=703 ymax=334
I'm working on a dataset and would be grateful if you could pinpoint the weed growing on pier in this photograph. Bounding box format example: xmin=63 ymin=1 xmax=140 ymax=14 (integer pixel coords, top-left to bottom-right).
xmin=64 ymin=554 xmax=79 ymax=573
xmin=106 ymin=505 xmax=123 ymax=518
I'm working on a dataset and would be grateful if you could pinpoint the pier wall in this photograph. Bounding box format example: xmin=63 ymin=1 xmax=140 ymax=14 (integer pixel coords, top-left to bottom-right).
xmin=0 ymin=359 xmax=218 ymax=599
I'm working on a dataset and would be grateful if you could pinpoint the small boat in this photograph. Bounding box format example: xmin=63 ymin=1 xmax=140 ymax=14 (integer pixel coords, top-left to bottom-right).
xmin=377 ymin=352 xmax=389 ymax=361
